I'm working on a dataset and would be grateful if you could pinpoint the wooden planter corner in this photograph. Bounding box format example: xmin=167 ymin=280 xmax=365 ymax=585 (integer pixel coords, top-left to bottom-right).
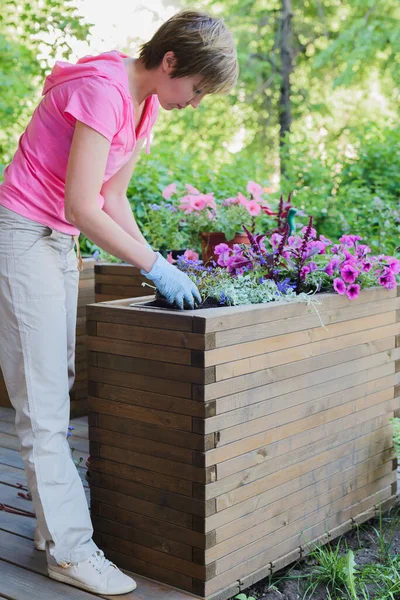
xmin=86 ymin=286 xmax=400 ymax=600
xmin=0 ymin=257 xmax=96 ymax=419
xmin=95 ymin=262 xmax=148 ymax=303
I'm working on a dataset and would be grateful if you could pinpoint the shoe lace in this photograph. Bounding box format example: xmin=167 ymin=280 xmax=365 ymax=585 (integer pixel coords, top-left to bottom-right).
xmin=89 ymin=550 xmax=116 ymax=574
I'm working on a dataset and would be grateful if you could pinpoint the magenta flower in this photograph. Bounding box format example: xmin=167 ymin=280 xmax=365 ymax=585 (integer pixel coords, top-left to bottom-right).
xmin=214 ymin=243 xmax=231 ymax=267
xmin=308 ymin=261 xmax=318 ymax=272
xmin=378 ymin=268 xmax=397 ymax=289
xmin=331 ymin=244 xmax=342 ymax=254
xmin=303 ymin=240 xmax=325 ymax=258
xmin=340 ymin=263 xmax=359 ymax=284
xmin=346 ymin=283 xmax=360 ymax=300
xmin=226 ymin=254 xmax=252 ymax=273
xmin=333 ymin=278 xmax=346 ymax=295
xmin=385 ymin=256 xmax=400 ymax=275
xmin=287 ymin=235 xmax=303 ymax=249
xmin=361 ymin=260 xmax=373 ymax=272
xmin=325 ymin=258 xmax=340 ymax=276
xmin=300 ymin=266 xmax=311 ymax=279
xmin=162 ymin=182 xmax=177 ymax=200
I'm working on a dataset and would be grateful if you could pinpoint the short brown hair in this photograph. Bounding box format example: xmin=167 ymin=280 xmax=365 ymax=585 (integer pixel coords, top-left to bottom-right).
xmin=139 ymin=9 xmax=238 ymax=95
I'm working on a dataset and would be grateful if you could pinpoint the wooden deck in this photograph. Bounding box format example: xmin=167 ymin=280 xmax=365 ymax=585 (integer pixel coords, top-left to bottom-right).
xmin=0 ymin=407 xmax=200 ymax=600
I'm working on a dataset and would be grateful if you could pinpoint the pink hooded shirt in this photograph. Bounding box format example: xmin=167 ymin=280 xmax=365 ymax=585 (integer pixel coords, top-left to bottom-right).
xmin=0 ymin=50 xmax=159 ymax=235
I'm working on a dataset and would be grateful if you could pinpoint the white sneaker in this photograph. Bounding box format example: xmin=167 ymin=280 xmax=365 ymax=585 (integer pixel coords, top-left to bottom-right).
xmin=48 ymin=549 xmax=137 ymax=595
xmin=34 ymin=524 xmax=46 ymax=551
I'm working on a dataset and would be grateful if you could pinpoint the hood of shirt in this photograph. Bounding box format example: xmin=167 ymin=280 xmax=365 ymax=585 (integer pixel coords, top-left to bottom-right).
xmin=42 ymin=50 xmax=158 ymax=153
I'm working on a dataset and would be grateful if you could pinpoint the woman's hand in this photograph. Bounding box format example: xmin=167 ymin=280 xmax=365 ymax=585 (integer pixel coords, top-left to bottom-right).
xmin=142 ymin=253 xmax=201 ymax=310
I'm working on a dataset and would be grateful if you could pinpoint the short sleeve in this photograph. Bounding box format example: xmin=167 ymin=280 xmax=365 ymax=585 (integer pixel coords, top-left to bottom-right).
xmin=64 ymin=78 xmax=124 ymax=142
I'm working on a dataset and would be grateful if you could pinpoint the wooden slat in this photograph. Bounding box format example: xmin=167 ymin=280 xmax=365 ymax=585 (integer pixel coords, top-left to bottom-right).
xmin=0 ymin=555 xmax=99 ymax=600
xmin=203 ymin=311 xmax=396 ymax=367
xmin=89 ymin=457 xmax=193 ymax=497
xmin=192 ymin=286 xmax=397 ymax=334
xmin=86 ymin=302 xmax=193 ymax=332
xmin=215 ymin=322 xmax=400 ymax=379
xmin=201 ymin=487 xmax=393 ymax=596
xmin=205 ymin=459 xmax=395 ymax=563
xmin=93 ymin=352 xmax=215 ymax=385
xmin=89 ymin=381 xmax=213 ymax=418
xmin=95 ymin=284 xmax=147 ymax=297
xmin=88 ymin=397 xmax=193 ymax=431
xmin=194 ymin=340 xmax=397 ymax=402
xmin=204 ymin=423 xmax=393 ymax=532
xmin=89 ymin=470 xmax=216 ymax=519
xmin=95 ymin=263 xmax=142 ymax=276
xmin=213 ymin=297 xmax=400 ymax=347
xmin=95 ymin=321 xmax=216 ymax=351
xmin=92 ymin=411 xmax=215 ymax=452
xmin=88 ymin=336 xmax=192 ymax=365
xmin=205 ymin=348 xmax=398 ymax=408
xmin=211 ymin=408 xmax=394 ymax=507
xmin=213 ymin=385 xmax=394 ymax=459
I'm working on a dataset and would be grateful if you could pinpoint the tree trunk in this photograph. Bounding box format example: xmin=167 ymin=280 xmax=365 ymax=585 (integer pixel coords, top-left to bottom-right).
xmin=279 ymin=0 xmax=293 ymax=176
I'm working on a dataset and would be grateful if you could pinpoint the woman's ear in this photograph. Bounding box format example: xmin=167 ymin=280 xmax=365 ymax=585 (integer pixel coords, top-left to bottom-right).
xmin=162 ymin=51 xmax=177 ymax=76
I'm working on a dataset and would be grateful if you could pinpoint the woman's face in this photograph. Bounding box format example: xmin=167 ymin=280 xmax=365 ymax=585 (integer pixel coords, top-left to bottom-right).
xmin=157 ymin=52 xmax=207 ymax=111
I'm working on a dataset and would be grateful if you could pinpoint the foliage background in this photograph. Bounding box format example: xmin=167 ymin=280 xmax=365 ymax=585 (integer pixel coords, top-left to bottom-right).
xmin=0 ymin=0 xmax=399 ymax=255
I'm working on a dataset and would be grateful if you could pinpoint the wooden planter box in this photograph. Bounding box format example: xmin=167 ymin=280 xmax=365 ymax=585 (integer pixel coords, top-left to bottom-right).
xmin=0 ymin=257 xmax=96 ymax=419
xmin=95 ymin=263 xmax=148 ymax=303
xmin=86 ymin=286 xmax=400 ymax=600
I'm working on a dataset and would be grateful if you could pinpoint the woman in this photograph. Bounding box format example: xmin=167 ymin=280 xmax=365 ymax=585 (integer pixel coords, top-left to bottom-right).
xmin=0 ymin=9 xmax=238 ymax=596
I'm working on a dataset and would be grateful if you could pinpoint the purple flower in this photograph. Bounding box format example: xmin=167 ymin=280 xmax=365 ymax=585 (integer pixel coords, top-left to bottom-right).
xmin=214 ymin=243 xmax=231 ymax=267
xmin=340 ymin=263 xmax=359 ymax=284
xmin=300 ymin=265 xmax=311 ymax=279
xmin=270 ymin=233 xmax=283 ymax=247
xmin=277 ymin=278 xmax=293 ymax=293
xmin=339 ymin=235 xmax=363 ymax=247
xmin=308 ymin=261 xmax=318 ymax=272
xmin=331 ymin=244 xmax=342 ymax=254
xmin=301 ymin=225 xmax=317 ymax=238
xmin=385 ymin=256 xmax=400 ymax=275
xmin=226 ymin=254 xmax=252 ymax=273
xmin=150 ymin=204 xmax=161 ymax=211
xmin=303 ymin=240 xmax=325 ymax=259
xmin=356 ymin=244 xmax=371 ymax=258
xmin=378 ymin=268 xmax=397 ymax=289
xmin=319 ymin=235 xmax=332 ymax=246
xmin=333 ymin=278 xmax=346 ymax=295
xmin=346 ymin=283 xmax=360 ymax=300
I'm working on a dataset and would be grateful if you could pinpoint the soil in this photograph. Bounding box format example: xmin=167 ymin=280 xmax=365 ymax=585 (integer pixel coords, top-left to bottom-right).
xmin=228 ymin=501 xmax=400 ymax=600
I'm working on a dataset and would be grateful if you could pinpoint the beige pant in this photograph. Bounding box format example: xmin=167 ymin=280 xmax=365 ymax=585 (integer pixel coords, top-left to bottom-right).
xmin=0 ymin=204 xmax=98 ymax=564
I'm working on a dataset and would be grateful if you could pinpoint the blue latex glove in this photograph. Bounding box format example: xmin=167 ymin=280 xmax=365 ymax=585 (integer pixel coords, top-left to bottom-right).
xmin=141 ymin=252 xmax=201 ymax=310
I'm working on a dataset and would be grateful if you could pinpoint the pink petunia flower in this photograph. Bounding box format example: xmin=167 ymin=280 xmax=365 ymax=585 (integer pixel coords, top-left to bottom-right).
xmin=308 ymin=261 xmax=318 ymax=272
xmin=287 ymin=235 xmax=303 ymax=249
xmin=340 ymin=263 xmax=359 ymax=284
xmin=346 ymin=283 xmax=360 ymax=300
xmin=245 ymin=200 xmax=262 ymax=216
xmin=237 ymin=192 xmax=249 ymax=207
xmin=356 ymin=244 xmax=371 ymax=258
xmin=183 ymin=249 xmax=199 ymax=261
xmin=185 ymin=184 xmax=200 ymax=195
xmin=246 ymin=181 xmax=264 ymax=198
xmin=162 ymin=183 xmax=177 ymax=200
xmin=333 ymin=278 xmax=346 ymax=295
xmin=325 ymin=258 xmax=340 ymax=276
xmin=179 ymin=194 xmax=207 ymax=213
xmin=223 ymin=197 xmax=238 ymax=206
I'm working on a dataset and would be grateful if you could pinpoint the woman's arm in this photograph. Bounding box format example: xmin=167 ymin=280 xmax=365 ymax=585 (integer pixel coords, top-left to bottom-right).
xmin=65 ymin=121 xmax=155 ymax=271
xmin=100 ymin=138 xmax=148 ymax=245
